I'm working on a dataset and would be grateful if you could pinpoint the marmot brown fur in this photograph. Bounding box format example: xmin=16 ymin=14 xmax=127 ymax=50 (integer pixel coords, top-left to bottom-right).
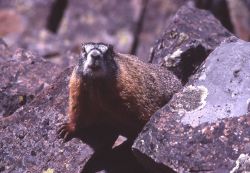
xmin=58 ymin=42 xmax=182 ymax=142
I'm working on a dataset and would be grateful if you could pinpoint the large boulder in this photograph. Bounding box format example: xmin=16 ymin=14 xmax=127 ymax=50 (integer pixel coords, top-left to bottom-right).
xmin=133 ymin=39 xmax=250 ymax=172
xmin=0 ymin=48 xmax=60 ymax=117
xmin=149 ymin=5 xmax=232 ymax=83
xmin=0 ymin=67 xmax=94 ymax=173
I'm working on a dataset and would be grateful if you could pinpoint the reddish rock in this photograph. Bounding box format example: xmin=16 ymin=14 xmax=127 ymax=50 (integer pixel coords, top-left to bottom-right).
xmin=226 ymin=0 xmax=250 ymax=41
xmin=0 ymin=9 xmax=24 ymax=36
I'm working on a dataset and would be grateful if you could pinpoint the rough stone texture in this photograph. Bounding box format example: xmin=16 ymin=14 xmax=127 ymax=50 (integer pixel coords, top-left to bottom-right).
xmin=149 ymin=5 xmax=232 ymax=83
xmin=133 ymin=39 xmax=250 ymax=172
xmin=0 ymin=49 xmax=60 ymax=117
xmin=226 ymin=0 xmax=250 ymax=41
xmin=135 ymin=0 xmax=186 ymax=61
xmin=0 ymin=67 xmax=94 ymax=173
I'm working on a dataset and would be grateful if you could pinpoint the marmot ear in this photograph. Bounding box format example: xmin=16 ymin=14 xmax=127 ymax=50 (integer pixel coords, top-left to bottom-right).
xmin=81 ymin=43 xmax=86 ymax=53
xmin=107 ymin=44 xmax=114 ymax=54
xmin=108 ymin=44 xmax=113 ymax=50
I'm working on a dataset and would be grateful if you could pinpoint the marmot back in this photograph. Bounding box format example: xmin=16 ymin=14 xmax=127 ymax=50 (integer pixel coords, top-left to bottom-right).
xmin=115 ymin=53 xmax=182 ymax=121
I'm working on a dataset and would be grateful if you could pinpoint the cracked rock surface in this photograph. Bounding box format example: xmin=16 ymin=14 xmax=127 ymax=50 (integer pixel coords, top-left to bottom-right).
xmin=133 ymin=39 xmax=250 ymax=173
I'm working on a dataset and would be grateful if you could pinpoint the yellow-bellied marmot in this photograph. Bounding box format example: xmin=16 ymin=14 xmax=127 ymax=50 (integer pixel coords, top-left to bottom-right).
xmin=58 ymin=42 xmax=182 ymax=142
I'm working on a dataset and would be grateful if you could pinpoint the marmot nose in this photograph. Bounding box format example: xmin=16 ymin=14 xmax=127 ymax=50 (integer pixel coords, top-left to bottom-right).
xmin=90 ymin=50 xmax=101 ymax=60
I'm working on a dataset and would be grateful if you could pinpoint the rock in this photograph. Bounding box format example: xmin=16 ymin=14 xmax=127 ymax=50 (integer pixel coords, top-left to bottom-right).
xmin=0 ymin=38 xmax=12 ymax=62
xmin=194 ymin=0 xmax=234 ymax=32
xmin=195 ymin=0 xmax=250 ymax=41
xmin=226 ymin=0 xmax=250 ymax=41
xmin=133 ymin=39 xmax=250 ymax=172
xmin=0 ymin=49 xmax=60 ymax=117
xmin=150 ymin=5 xmax=232 ymax=83
xmin=230 ymin=154 xmax=250 ymax=173
xmin=0 ymin=67 xmax=94 ymax=173
xmin=135 ymin=0 xmax=186 ymax=61
xmin=0 ymin=9 xmax=24 ymax=37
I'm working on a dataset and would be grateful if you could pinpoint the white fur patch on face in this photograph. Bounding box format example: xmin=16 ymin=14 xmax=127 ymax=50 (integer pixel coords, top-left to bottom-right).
xmin=84 ymin=43 xmax=108 ymax=54
xmin=97 ymin=44 xmax=108 ymax=53
xmin=84 ymin=44 xmax=95 ymax=53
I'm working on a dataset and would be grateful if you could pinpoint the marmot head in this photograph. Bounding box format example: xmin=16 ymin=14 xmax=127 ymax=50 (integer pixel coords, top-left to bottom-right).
xmin=79 ymin=42 xmax=116 ymax=79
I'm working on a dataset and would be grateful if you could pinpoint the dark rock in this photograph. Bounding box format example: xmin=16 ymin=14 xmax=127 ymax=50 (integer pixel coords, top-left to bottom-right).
xmin=195 ymin=0 xmax=250 ymax=41
xmin=150 ymin=5 xmax=232 ymax=83
xmin=194 ymin=0 xmax=234 ymax=32
xmin=0 ymin=67 xmax=94 ymax=173
xmin=0 ymin=49 xmax=60 ymax=117
xmin=136 ymin=0 xmax=186 ymax=61
xmin=133 ymin=39 xmax=250 ymax=172
xmin=226 ymin=0 xmax=250 ymax=41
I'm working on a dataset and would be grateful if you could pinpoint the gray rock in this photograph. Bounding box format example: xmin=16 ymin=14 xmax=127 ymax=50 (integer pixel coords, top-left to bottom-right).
xmin=133 ymin=39 xmax=250 ymax=172
xmin=0 ymin=49 xmax=61 ymax=117
xmin=149 ymin=5 xmax=232 ymax=83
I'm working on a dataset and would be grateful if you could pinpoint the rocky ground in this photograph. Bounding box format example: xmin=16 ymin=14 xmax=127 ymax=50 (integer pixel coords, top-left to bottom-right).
xmin=0 ymin=0 xmax=250 ymax=173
